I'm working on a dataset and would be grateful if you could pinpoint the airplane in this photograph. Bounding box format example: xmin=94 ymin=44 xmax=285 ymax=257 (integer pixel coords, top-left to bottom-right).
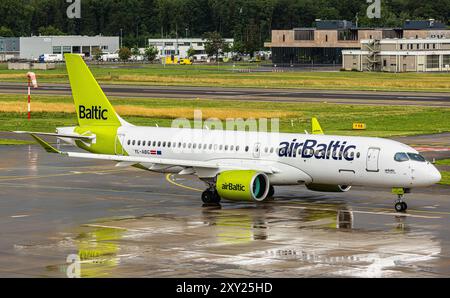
xmin=16 ymin=54 xmax=441 ymax=213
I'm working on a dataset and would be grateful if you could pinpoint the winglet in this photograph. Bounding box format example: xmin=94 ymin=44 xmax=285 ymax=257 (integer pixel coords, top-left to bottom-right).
xmin=311 ymin=117 xmax=324 ymax=135
xmin=29 ymin=134 xmax=61 ymax=154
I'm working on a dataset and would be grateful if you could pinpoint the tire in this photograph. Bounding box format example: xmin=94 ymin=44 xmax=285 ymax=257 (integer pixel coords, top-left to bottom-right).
xmin=402 ymin=202 xmax=408 ymax=211
xmin=395 ymin=202 xmax=404 ymax=212
xmin=201 ymin=191 xmax=212 ymax=204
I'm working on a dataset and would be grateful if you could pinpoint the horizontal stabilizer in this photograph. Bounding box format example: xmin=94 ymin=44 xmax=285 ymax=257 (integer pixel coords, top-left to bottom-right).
xmin=14 ymin=131 xmax=95 ymax=141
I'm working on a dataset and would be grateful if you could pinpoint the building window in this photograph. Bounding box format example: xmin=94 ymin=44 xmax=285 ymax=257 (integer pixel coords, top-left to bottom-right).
xmin=443 ymin=55 xmax=450 ymax=66
xmin=282 ymin=34 xmax=285 ymax=42
xmin=426 ymin=55 xmax=439 ymax=69
xmin=400 ymin=44 xmax=403 ymax=50
xmin=294 ymin=30 xmax=314 ymax=41
xmin=52 ymin=46 xmax=61 ymax=54
xmin=62 ymin=46 xmax=71 ymax=53
xmin=338 ymin=29 xmax=358 ymax=41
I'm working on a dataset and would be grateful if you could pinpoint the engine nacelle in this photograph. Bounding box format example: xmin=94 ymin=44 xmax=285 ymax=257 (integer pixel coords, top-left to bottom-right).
xmin=306 ymin=184 xmax=352 ymax=193
xmin=216 ymin=170 xmax=270 ymax=202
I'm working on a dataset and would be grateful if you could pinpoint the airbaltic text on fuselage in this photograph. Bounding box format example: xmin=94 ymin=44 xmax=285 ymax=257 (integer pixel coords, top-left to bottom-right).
xmin=79 ymin=105 xmax=108 ymax=120
xmin=278 ymin=139 xmax=357 ymax=161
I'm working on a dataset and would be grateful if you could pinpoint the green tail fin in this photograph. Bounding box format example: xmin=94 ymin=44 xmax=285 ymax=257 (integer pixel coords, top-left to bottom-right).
xmin=65 ymin=54 xmax=121 ymax=127
xmin=311 ymin=117 xmax=324 ymax=135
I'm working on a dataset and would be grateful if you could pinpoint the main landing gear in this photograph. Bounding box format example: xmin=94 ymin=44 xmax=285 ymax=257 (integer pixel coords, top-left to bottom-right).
xmin=393 ymin=188 xmax=409 ymax=212
xmin=201 ymin=188 xmax=221 ymax=204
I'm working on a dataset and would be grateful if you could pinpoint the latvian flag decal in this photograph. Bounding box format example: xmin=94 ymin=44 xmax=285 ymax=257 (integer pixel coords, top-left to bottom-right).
xmin=150 ymin=150 xmax=162 ymax=156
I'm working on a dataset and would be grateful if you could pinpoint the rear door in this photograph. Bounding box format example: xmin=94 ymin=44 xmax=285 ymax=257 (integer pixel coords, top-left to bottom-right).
xmin=366 ymin=147 xmax=380 ymax=172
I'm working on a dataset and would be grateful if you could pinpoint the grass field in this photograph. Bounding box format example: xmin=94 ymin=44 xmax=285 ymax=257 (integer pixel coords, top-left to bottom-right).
xmin=436 ymin=159 xmax=450 ymax=166
xmin=439 ymin=171 xmax=450 ymax=185
xmin=0 ymin=94 xmax=449 ymax=137
xmin=0 ymin=63 xmax=449 ymax=92
xmin=0 ymin=138 xmax=34 ymax=145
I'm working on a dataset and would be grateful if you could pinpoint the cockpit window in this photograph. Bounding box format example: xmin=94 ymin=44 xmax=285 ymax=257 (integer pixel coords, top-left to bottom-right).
xmin=394 ymin=152 xmax=409 ymax=162
xmin=407 ymin=153 xmax=426 ymax=162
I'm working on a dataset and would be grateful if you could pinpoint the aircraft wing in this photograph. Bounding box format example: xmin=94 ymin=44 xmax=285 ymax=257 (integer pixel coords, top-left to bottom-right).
xmin=29 ymin=134 xmax=277 ymax=174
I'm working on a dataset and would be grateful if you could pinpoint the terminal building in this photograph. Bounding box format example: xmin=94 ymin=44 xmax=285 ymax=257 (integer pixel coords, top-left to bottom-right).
xmin=342 ymin=38 xmax=450 ymax=72
xmin=265 ymin=19 xmax=450 ymax=66
xmin=19 ymin=36 xmax=119 ymax=60
xmin=148 ymin=38 xmax=234 ymax=59
xmin=0 ymin=35 xmax=120 ymax=61
xmin=0 ymin=37 xmax=20 ymax=61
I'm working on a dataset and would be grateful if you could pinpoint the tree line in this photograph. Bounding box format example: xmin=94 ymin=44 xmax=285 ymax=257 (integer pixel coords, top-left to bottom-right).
xmin=0 ymin=0 xmax=449 ymax=53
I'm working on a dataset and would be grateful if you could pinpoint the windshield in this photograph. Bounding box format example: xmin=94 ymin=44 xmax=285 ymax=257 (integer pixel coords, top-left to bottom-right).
xmin=394 ymin=152 xmax=409 ymax=162
xmin=407 ymin=153 xmax=426 ymax=162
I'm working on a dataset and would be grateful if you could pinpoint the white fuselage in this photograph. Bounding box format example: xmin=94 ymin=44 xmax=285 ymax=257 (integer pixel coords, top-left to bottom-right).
xmin=115 ymin=126 xmax=441 ymax=189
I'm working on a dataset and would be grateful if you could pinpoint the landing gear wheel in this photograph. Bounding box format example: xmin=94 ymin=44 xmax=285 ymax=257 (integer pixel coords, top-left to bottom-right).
xmin=401 ymin=202 xmax=408 ymax=211
xmin=395 ymin=202 xmax=404 ymax=212
xmin=201 ymin=190 xmax=213 ymax=204
xmin=201 ymin=189 xmax=221 ymax=204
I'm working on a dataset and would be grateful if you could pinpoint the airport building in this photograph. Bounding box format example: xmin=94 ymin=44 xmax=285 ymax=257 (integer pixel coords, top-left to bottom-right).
xmin=18 ymin=35 xmax=120 ymax=60
xmin=0 ymin=37 xmax=20 ymax=61
xmin=342 ymin=38 xmax=450 ymax=72
xmin=148 ymin=38 xmax=234 ymax=59
xmin=265 ymin=19 xmax=450 ymax=66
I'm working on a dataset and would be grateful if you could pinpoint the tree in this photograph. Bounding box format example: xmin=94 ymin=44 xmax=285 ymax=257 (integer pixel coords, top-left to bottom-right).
xmin=92 ymin=48 xmax=103 ymax=61
xmin=144 ymin=46 xmax=158 ymax=62
xmin=0 ymin=26 xmax=14 ymax=37
xmin=187 ymin=46 xmax=196 ymax=58
xmin=119 ymin=47 xmax=132 ymax=61
xmin=38 ymin=25 xmax=65 ymax=36
xmin=203 ymin=31 xmax=225 ymax=60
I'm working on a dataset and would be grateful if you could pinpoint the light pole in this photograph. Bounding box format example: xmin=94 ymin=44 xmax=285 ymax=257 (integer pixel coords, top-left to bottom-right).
xmin=185 ymin=27 xmax=188 ymax=39
xmin=120 ymin=28 xmax=123 ymax=48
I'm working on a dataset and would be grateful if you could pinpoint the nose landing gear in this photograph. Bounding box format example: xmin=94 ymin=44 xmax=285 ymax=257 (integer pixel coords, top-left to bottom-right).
xmin=392 ymin=188 xmax=410 ymax=212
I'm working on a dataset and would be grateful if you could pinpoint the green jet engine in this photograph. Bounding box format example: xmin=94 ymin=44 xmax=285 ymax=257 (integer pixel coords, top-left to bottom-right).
xmin=216 ymin=170 xmax=270 ymax=202
xmin=306 ymin=184 xmax=352 ymax=193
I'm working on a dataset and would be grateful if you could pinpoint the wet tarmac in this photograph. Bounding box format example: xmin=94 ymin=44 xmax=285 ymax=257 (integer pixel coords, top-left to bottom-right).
xmin=1 ymin=144 xmax=450 ymax=277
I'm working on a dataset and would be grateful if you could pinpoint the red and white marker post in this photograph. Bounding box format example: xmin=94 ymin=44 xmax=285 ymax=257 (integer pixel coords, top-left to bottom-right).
xmin=26 ymin=72 xmax=38 ymax=120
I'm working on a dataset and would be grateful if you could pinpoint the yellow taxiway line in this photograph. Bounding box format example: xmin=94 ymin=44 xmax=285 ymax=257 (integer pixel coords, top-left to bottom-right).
xmin=165 ymin=174 xmax=202 ymax=192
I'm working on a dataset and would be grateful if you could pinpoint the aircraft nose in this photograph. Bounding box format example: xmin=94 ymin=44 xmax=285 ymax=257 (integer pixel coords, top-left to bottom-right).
xmin=430 ymin=165 xmax=442 ymax=184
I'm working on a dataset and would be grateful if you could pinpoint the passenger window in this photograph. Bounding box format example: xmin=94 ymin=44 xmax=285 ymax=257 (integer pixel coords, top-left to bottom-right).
xmin=270 ymin=148 xmax=274 ymax=154
xmin=230 ymin=145 xmax=234 ymax=151
xmin=153 ymin=141 xmax=156 ymax=146
xmin=168 ymin=142 xmax=171 ymax=148
xmin=209 ymin=144 xmax=213 ymax=150
xmin=157 ymin=141 xmax=161 ymax=147
xmin=407 ymin=153 xmax=426 ymax=162
xmin=394 ymin=152 xmax=409 ymax=162
xmin=219 ymin=145 xmax=223 ymax=150
xmin=193 ymin=144 xmax=197 ymax=149
xmin=225 ymin=145 xmax=228 ymax=151
xmin=245 ymin=146 xmax=249 ymax=152
xmin=236 ymin=146 xmax=240 ymax=151
xmin=127 ymin=140 xmax=130 ymax=145
xmin=132 ymin=140 xmax=135 ymax=146
xmin=138 ymin=141 xmax=141 ymax=146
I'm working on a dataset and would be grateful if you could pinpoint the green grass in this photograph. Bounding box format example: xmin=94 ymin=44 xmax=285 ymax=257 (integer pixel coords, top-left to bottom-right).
xmin=439 ymin=171 xmax=450 ymax=185
xmin=0 ymin=138 xmax=34 ymax=145
xmin=1 ymin=94 xmax=450 ymax=137
xmin=436 ymin=159 xmax=450 ymax=166
xmin=0 ymin=62 xmax=449 ymax=92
